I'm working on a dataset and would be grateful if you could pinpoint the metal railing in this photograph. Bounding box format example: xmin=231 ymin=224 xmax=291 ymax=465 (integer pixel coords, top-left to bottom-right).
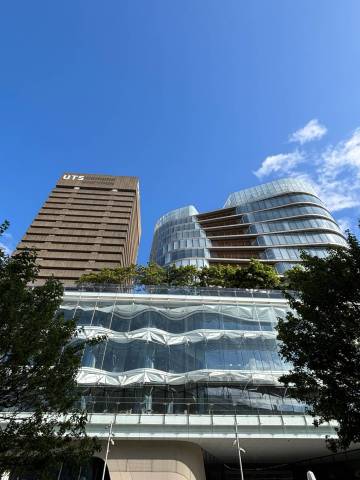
xmin=76 ymin=398 xmax=306 ymax=416
xmin=65 ymin=284 xmax=286 ymax=299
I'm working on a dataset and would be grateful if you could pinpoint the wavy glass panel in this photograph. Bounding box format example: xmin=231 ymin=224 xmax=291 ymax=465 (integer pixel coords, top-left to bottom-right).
xmin=81 ymin=338 xmax=287 ymax=374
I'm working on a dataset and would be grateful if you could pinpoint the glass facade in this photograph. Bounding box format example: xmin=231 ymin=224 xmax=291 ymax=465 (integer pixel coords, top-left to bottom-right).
xmin=224 ymin=177 xmax=319 ymax=208
xmin=62 ymin=288 xmax=306 ymax=416
xmin=151 ymin=205 xmax=210 ymax=268
xmin=150 ymin=177 xmax=346 ymax=273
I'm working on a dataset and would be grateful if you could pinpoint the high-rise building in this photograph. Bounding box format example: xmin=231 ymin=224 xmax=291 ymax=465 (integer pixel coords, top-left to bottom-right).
xmin=150 ymin=178 xmax=347 ymax=273
xmin=16 ymin=173 xmax=141 ymax=285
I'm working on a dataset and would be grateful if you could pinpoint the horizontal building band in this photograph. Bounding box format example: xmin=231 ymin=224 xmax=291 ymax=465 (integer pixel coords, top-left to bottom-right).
xmin=37 ymin=260 xmax=122 ymax=269
xmin=77 ymin=366 xmax=286 ymax=386
xmin=34 ymin=215 xmax=131 ymax=224
xmin=61 ymin=301 xmax=287 ymax=325
xmin=26 ymin=227 xmax=128 ymax=236
xmin=29 ymin=251 xmax=123 ymax=261
xmin=77 ymin=383 xmax=305 ymax=416
xmin=28 ymin=235 xmax=127 ymax=242
xmin=39 ymin=208 xmax=132 ymax=216
xmin=80 ymin=326 xmax=277 ymax=344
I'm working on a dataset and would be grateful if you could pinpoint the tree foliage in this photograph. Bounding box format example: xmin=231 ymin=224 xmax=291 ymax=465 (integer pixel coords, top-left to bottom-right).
xmin=166 ymin=264 xmax=199 ymax=286
xmin=230 ymin=259 xmax=280 ymax=289
xmin=77 ymin=258 xmax=280 ymax=290
xmin=137 ymin=262 xmax=167 ymax=285
xmin=77 ymin=264 xmax=137 ymax=285
xmin=277 ymin=228 xmax=360 ymax=451
xmin=0 ymin=221 xmax=99 ymax=477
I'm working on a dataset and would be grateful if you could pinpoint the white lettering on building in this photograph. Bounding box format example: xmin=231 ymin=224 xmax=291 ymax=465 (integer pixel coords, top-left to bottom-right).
xmin=63 ymin=175 xmax=85 ymax=181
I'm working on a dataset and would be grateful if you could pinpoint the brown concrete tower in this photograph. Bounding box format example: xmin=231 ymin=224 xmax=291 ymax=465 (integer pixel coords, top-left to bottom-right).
xmin=16 ymin=172 xmax=141 ymax=285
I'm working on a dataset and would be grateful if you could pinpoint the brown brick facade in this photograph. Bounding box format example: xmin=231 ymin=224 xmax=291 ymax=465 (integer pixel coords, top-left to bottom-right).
xmin=16 ymin=173 xmax=141 ymax=285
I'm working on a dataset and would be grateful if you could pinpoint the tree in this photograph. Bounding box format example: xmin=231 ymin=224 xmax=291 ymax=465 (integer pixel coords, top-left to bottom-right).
xmin=198 ymin=264 xmax=235 ymax=287
xmin=137 ymin=262 xmax=167 ymax=285
xmin=230 ymin=259 xmax=280 ymax=289
xmin=0 ymin=222 xmax=99 ymax=478
xmin=76 ymin=260 xmax=281 ymax=290
xmin=166 ymin=264 xmax=199 ymax=286
xmin=78 ymin=264 xmax=137 ymax=285
xmin=276 ymin=229 xmax=360 ymax=451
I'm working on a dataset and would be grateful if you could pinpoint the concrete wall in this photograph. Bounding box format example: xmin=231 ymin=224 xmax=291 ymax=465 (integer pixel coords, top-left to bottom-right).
xmin=98 ymin=440 xmax=206 ymax=480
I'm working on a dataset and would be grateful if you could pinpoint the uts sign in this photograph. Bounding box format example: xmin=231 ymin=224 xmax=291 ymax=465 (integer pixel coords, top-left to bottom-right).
xmin=63 ymin=174 xmax=85 ymax=181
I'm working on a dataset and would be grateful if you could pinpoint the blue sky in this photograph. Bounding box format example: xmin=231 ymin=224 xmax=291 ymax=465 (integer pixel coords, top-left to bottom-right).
xmin=1 ymin=1 xmax=360 ymax=262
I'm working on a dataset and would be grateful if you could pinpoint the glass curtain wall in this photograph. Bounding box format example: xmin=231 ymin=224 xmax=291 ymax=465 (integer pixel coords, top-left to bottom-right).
xmin=63 ymin=292 xmax=306 ymax=416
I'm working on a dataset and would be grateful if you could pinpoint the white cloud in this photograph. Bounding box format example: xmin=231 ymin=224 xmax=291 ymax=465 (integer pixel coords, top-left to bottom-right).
xmin=0 ymin=232 xmax=14 ymax=256
xmin=289 ymin=119 xmax=327 ymax=145
xmin=336 ymin=217 xmax=351 ymax=234
xmin=315 ymin=128 xmax=360 ymax=211
xmin=254 ymin=151 xmax=304 ymax=179
xmin=254 ymin=124 xmax=360 ymax=215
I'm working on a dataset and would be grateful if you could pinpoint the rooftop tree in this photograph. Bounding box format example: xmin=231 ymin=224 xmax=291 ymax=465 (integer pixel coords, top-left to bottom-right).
xmin=78 ymin=264 xmax=137 ymax=285
xmin=230 ymin=259 xmax=280 ymax=289
xmin=77 ymin=259 xmax=281 ymax=289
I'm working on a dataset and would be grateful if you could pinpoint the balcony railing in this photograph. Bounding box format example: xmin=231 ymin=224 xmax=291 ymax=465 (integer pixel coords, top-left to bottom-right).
xmin=74 ymin=397 xmax=305 ymax=416
xmin=64 ymin=284 xmax=285 ymax=299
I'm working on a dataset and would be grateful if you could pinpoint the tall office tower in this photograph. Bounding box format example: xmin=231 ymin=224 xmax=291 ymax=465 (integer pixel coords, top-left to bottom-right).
xmin=16 ymin=173 xmax=141 ymax=285
xmin=150 ymin=177 xmax=346 ymax=273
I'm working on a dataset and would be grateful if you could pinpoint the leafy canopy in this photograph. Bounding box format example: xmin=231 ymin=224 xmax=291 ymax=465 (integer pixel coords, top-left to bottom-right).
xmin=277 ymin=228 xmax=360 ymax=451
xmin=78 ymin=259 xmax=280 ymax=290
xmin=0 ymin=221 xmax=99 ymax=478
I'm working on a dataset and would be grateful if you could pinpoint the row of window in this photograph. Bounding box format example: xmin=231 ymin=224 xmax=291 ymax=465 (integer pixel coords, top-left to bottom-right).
xmin=150 ymin=219 xmax=203 ymax=263
xmin=262 ymin=247 xmax=329 ymax=261
xmin=159 ymin=228 xmax=206 ymax=244
xmin=236 ymin=193 xmax=324 ymax=215
xmin=62 ymin=308 xmax=282 ymax=333
xmin=162 ymin=237 xmax=211 ymax=254
xmin=82 ymin=384 xmax=305 ymax=415
xmin=257 ymin=231 xmax=347 ymax=247
xmin=63 ymin=300 xmax=288 ymax=315
xmin=155 ymin=221 xmax=200 ymax=241
xmin=172 ymin=258 xmax=209 ymax=268
xmin=82 ymin=338 xmax=287 ymax=373
xmin=249 ymin=217 xmax=342 ymax=234
xmin=167 ymin=248 xmax=208 ymax=263
xmin=224 ymin=178 xmax=318 ymax=207
xmin=156 ymin=231 xmax=208 ymax=253
xmin=154 ymin=206 xmax=199 ymax=231
xmin=156 ymin=215 xmax=198 ymax=233
xmin=244 ymin=205 xmax=332 ymax=223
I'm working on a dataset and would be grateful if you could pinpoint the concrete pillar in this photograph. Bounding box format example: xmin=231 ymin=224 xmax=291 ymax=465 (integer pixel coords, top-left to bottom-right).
xmin=98 ymin=440 xmax=206 ymax=480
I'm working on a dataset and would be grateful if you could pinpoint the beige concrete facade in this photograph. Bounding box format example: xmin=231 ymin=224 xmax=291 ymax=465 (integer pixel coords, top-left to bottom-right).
xmin=16 ymin=172 xmax=141 ymax=285
xmin=98 ymin=441 xmax=206 ymax=480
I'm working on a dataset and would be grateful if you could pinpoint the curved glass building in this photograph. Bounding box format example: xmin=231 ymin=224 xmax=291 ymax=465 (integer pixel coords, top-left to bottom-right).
xmin=56 ymin=285 xmax=345 ymax=478
xmin=150 ymin=177 xmax=346 ymax=273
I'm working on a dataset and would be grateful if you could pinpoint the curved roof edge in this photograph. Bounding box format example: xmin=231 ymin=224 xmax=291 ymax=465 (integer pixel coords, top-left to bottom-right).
xmin=154 ymin=205 xmax=199 ymax=231
xmin=224 ymin=177 xmax=319 ymax=208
